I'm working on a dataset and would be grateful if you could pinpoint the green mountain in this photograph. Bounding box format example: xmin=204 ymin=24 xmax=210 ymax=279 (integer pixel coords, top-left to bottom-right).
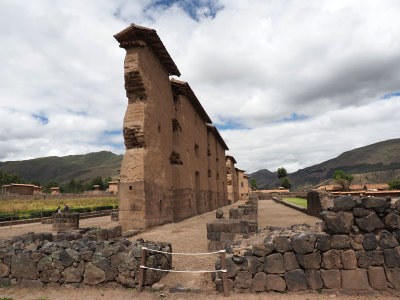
xmin=0 ymin=151 xmax=123 ymax=185
xmin=250 ymin=138 xmax=400 ymax=191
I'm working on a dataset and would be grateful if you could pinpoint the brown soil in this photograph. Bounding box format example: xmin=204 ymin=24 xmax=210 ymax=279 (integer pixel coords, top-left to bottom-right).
xmin=1 ymin=200 xmax=397 ymax=299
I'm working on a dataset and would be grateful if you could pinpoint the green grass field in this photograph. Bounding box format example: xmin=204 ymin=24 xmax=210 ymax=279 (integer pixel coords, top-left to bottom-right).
xmin=283 ymin=197 xmax=307 ymax=207
xmin=0 ymin=197 xmax=118 ymax=222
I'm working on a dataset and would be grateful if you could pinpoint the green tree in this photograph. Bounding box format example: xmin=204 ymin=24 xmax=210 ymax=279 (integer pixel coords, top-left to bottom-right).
xmin=43 ymin=180 xmax=59 ymax=194
xmin=281 ymin=177 xmax=292 ymax=189
xmin=250 ymin=178 xmax=258 ymax=190
xmin=277 ymin=167 xmax=287 ymax=179
xmin=388 ymin=179 xmax=400 ymax=190
xmin=31 ymin=179 xmax=41 ymax=186
xmin=0 ymin=171 xmax=24 ymax=185
xmin=333 ymin=170 xmax=354 ymax=191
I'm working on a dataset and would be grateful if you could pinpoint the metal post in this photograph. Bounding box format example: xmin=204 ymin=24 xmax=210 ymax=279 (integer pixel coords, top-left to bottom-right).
xmin=220 ymin=250 xmax=229 ymax=296
xmin=138 ymin=247 xmax=147 ymax=292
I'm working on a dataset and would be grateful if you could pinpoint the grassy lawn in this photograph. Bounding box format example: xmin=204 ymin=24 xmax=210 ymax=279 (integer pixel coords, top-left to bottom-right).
xmin=283 ymin=197 xmax=307 ymax=207
xmin=0 ymin=197 xmax=118 ymax=222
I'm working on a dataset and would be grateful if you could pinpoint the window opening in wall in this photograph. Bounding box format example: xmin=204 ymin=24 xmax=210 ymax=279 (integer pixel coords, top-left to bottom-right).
xmin=195 ymin=144 xmax=199 ymax=158
xmin=129 ymin=186 xmax=132 ymax=190
xmin=188 ymin=198 xmax=191 ymax=208
xmin=172 ymin=119 xmax=181 ymax=132
xmin=208 ymin=169 xmax=212 ymax=177
xmin=195 ymin=171 xmax=200 ymax=188
xmin=216 ymin=172 xmax=219 ymax=180
xmin=159 ymin=200 xmax=162 ymax=213
xmin=158 ymin=125 xmax=161 ymax=133
xmin=241 ymin=182 xmax=244 ymax=187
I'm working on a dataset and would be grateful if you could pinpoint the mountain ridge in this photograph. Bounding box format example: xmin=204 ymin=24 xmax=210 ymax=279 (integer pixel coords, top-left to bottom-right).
xmin=250 ymin=138 xmax=400 ymax=190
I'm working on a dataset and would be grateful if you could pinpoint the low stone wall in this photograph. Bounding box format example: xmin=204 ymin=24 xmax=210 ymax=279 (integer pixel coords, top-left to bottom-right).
xmin=213 ymin=196 xmax=400 ymax=294
xmin=207 ymin=198 xmax=258 ymax=250
xmin=111 ymin=212 xmax=119 ymax=221
xmin=229 ymin=199 xmax=258 ymax=222
xmin=271 ymin=197 xmax=307 ymax=214
xmin=52 ymin=213 xmax=79 ymax=231
xmin=207 ymin=219 xmax=258 ymax=250
xmin=2 ymin=193 xmax=115 ymax=201
xmin=307 ymin=190 xmax=335 ymax=217
xmin=0 ymin=226 xmax=171 ymax=288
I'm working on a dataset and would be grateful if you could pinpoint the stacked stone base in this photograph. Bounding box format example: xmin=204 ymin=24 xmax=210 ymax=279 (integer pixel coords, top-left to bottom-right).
xmin=207 ymin=219 xmax=258 ymax=250
xmin=214 ymin=196 xmax=400 ymax=293
xmin=0 ymin=226 xmax=171 ymax=288
xmin=52 ymin=213 xmax=79 ymax=231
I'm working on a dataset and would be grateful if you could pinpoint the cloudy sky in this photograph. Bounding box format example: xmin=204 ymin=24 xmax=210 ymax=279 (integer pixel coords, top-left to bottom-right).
xmin=1 ymin=0 xmax=399 ymax=173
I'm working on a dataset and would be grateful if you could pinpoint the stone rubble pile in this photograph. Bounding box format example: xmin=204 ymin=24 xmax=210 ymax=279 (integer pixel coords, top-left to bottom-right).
xmin=214 ymin=196 xmax=400 ymax=293
xmin=0 ymin=226 xmax=171 ymax=288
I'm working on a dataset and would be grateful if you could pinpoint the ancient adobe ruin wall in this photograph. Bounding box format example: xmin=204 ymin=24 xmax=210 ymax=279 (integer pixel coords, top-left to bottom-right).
xmin=213 ymin=196 xmax=400 ymax=293
xmin=0 ymin=227 xmax=171 ymax=288
xmin=114 ymin=25 xmax=229 ymax=231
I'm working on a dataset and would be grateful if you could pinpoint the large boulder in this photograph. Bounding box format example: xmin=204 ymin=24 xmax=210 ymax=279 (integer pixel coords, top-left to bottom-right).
xmin=355 ymin=213 xmax=385 ymax=232
xmin=266 ymin=274 xmax=286 ymax=292
xmin=283 ymin=252 xmax=300 ymax=271
xmin=333 ymin=196 xmax=355 ymax=212
xmin=385 ymin=213 xmax=400 ymax=230
xmin=284 ymin=269 xmax=307 ymax=292
xmin=322 ymin=249 xmax=341 ymax=269
xmin=341 ymin=269 xmax=371 ymax=290
xmin=234 ymin=271 xmax=252 ymax=289
xmin=379 ymin=230 xmax=399 ymax=249
xmin=363 ymin=197 xmax=390 ymax=212
xmin=10 ymin=254 xmax=38 ymax=280
xmin=264 ymin=253 xmax=285 ymax=274
xmin=0 ymin=263 xmax=9 ymax=278
xmin=324 ymin=211 xmax=353 ymax=234
xmin=357 ymin=251 xmax=384 ymax=268
xmin=83 ymin=262 xmax=106 ymax=285
xmin=305 ymin=269 xmax=323 ymax=289
xmin=291 ymin=233 xmax=317 ymax=254
xmin=252 ymin=272 xmax=266 ymax=292
xmin=295 ymin=252 xmax=321 ymax=269
xmin=274 ymin=236 xmax=292 ymax=253
xmin=40 ymin=269 xmax=61 ymax=283
xmin=62 ymin=266 xmax=81 ymax=283
xmin=363 ymin=233 xmax=378 ymax=251
xmin=367 ymin=267 xmax=388 ymax=290
xmin=340 ymin=249 xmax=357 ymax=270
xmin=320 ymin=269 xmax=341 ymax=289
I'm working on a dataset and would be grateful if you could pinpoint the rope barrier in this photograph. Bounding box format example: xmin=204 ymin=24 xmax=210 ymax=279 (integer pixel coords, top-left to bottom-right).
xmin=140 ymin=265 xmax=227 ymax=273
xmin=141 ymin=247 xmax=225 ymax=256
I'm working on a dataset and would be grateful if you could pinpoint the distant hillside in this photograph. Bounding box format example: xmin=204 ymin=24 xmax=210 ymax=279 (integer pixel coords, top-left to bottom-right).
xmin=249 ymin=138 xmax=400 ymax=191
xmin=0 ymin=151 xmax=123 ymax=184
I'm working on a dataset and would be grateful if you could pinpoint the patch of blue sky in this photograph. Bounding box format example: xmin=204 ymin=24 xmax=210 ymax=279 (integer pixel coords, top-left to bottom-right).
xmin=275 ymin=113 xmax=309 ymax=123
xmin=32 ymin=113 xmax=49 ymax=125
xmin=146 ymin=0 xmax=223 ymax=20
xmin=214 ymin=119 xmax=250 ymax=131
xmin=103 ymin=130 xmax=122 ymax=135
xmin=381 ymin=92 xmax=400 ymax=99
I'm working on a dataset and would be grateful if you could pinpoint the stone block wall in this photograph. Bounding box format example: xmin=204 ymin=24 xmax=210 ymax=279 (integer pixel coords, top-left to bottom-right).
xmin=229 ymin=199 xmax=258 ymax=222
xmin=213 ymin=196 xmax=400 ymax=293
xmin=307 ymin=190 xmax=335 ymax=217
xmin=207 ymin=198 xmax=258 ymax=250
xmin=207 ymin=219 xmax=258 ymax=251
xmin=0 ymin=226 xmax=171 ymax=288
xmin=52 ymin=213 xmax=79 ymax=231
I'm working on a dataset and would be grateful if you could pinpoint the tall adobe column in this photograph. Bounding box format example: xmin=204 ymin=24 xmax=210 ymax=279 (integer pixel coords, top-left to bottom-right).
xmin=114 ymin=24 xmax=181 ymax=230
